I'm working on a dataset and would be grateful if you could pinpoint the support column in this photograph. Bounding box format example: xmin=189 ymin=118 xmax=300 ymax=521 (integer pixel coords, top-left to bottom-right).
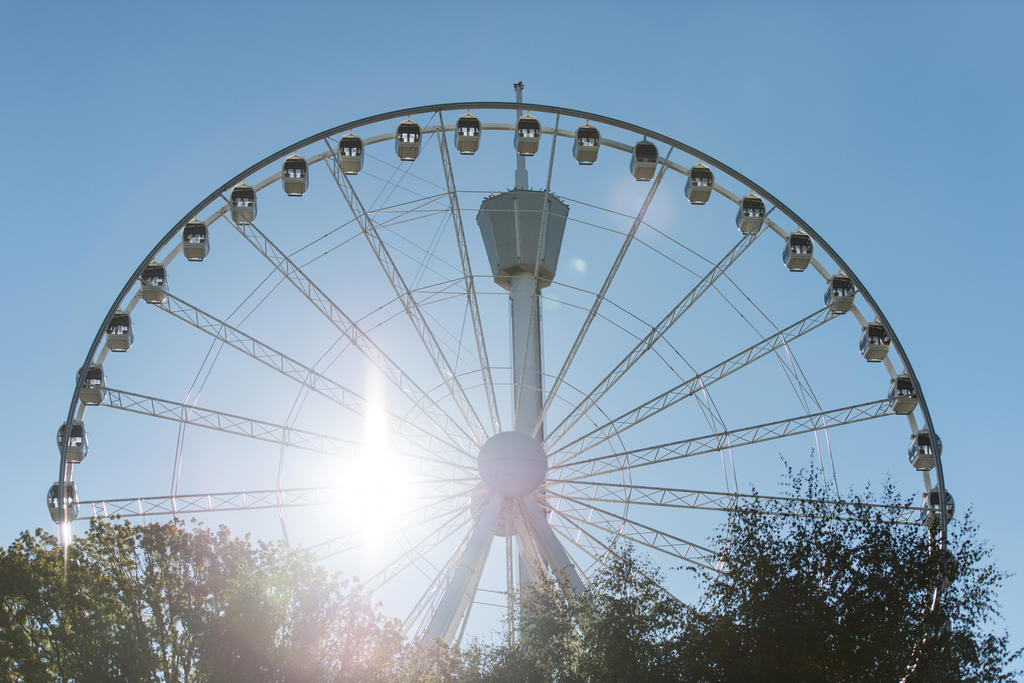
xmin=424 ymin=496 xmax=500 ymax=642
xmin=510 ymin=273 xmax=544 ymax=438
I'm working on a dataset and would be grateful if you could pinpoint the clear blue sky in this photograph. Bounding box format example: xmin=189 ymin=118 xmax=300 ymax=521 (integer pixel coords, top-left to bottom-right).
xmin=2 ymin=0 xmax=1020 ymax=651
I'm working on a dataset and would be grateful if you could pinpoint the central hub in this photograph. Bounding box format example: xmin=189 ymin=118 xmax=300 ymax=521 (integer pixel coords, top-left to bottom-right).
xmin=477 ymin=431 xmax=547 ymax=497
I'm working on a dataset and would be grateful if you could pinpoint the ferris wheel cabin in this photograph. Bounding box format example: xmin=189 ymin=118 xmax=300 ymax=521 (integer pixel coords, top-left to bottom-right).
xmin=685 ymin=163 xmax=714 ymax=204
xmin=182 ymin=221 xmax=210 ymax=261
xmin=455 ymin=113 xmax=481 ymax=154
xmin=736 ymin=193 xmax=766 ymax=234
xmin=56 ymin=420 xmax=87 ymax=464
xmin=338 ymin=133 xmax=364 ymax=175
xmin=282 ymin=154 xmax=308 ymax=197
xmin=229 ymin=183 xmax=256 ymax=224
xmin=888 ymin=373 xmax=918 ymax=414
xmin=139 ymin=261 xmax=168 ymax=304
xmin=909 ymin=429 xmax=940 ymax=471
xmin=105 ymin=310 xmax=134 ymax=352
xmin=395 ymin=119 xmax=422 ymax=161
xmin=572 ymin=124 xmax=601 ymax=165
xmin=630 ymin=140 xmax=658 ymax=181
xmin=920 ymin=486 xmax=954 ymax=526
xmin=859 ymin=320 xmax=891 ymax=362
xmin=515 ymin=114 xmax=541 ymax=156
xmin=824 ymin=274 xmax=855 ymax=314
xmin=78 ymin=363 xmax=106 ymax=406
xmin=47 ymin=482 xmax=79 ymax=523
xmin=783 ymin=231 xmax=813 ymax=272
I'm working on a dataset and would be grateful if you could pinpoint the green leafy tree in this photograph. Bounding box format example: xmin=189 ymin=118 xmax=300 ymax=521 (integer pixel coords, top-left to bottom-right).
xmin=463 ymin=546 xmax=683 ymax=682
xmin=0 ymin=518 xmax=406 ymax=682
xmin=677 ymin=467 xmax=1020 ymax=682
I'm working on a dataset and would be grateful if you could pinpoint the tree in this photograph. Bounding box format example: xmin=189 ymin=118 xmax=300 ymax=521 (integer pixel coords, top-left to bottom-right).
xmin=0 ymin=518 xmax=406 ymax=682
xmin=469 ymin=466 xmax=1019 ymax=682
xmin=676 ymin=466 xmax=1020 ymax=681
xmin=461 ymin=546 xmax=684 ymax=682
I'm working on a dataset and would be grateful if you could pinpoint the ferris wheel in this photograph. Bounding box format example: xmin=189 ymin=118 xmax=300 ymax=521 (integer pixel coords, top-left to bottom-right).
xmin=54 ymin=86 xmax=952 ymax=643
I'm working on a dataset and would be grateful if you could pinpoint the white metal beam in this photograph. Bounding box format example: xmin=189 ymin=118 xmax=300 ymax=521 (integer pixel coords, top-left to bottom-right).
xmin=229 ymin=217 xmax=478 ymax=450
xmin=545 ymin=229 xmax=765 ymax=446
xmin=324 ymin=154 xmax=489 ymax=444
xmin=551 ymin=398 xmax=893 ymax=481
xmin=548 ymin=307 xmax=839 ymax=459
xmin=534 ymin=155 xmax=672 ymax=439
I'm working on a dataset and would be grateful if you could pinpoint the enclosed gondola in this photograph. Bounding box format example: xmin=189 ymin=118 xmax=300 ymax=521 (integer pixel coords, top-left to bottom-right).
xmin=230 ymin=183 xmax=256 ymax=224
xmin=736 ymin=193 xmax=766 ymax=234
xmin=515 ymin=114 xmax=541 ymax=156
xmin=572 ymin=123 xmax=600 ymax=165
xmin=630 ymin=140 xmax=658 ymax=181
xmin=395 ymin=119 xmax=421 ymax=161
xmin=859 ymin=320 xmax=891 ymax=362
xmin=338 ymin=133 xmax=363 ymax=175
xmin=909 ymin=429 xmax=941 ymax=471
xmin=783 ymin=231 xmax=813 ymax=272
xmin=139 ymin=261 xmax=168 ymax=304
xmin=47 ymin=481 xmax=79 ymax=523
xmin=56 ymin=420 xmax=88 ymax=464
xmin=182 ymin=220 xmax=210 ymax=261
xmin=281 ymin=154 xmax=308 ymax=196
xmin=455 ymin=113 xmax=481 ymax=154
xmin=78 ymin=363 xmax=106 ymax=405
xmin=887 ymin=373 xmax=918 ymax=414
xmin=824 ymin=273 xmax=855 ymax=314
xmin=106 ymin=309 xmax=134 ymax=352
xmin=685 ymin=163 xmax=714 ymax=204
xmin=920 ymin=486 xmax=954 ymax=526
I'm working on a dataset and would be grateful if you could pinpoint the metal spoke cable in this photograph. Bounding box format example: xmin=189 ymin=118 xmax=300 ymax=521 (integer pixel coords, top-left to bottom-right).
xmin=324 ymin=153 xmax=489 ymax=445
xmin=226 ymin=209 xmax=479 ymax=451
xmin=545 ymin=228 xmax=765 ymax=447
xmin=547 ymin=307 xmax=839 ymax=461
xmin=533 ymin=152 xmax=672 ymax=439
xmin=550 ymin=399 xmax=892 ymax=481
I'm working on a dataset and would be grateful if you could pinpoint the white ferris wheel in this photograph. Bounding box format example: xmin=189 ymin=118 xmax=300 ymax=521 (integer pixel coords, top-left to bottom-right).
xmin=54 ymin=85 xmax=952 ymax=643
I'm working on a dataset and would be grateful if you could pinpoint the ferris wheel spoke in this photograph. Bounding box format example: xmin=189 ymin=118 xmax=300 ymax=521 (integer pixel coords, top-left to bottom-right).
xmin=436 ymin=111 xmax=501 ymax=434
xmin=543 ymin=481 xmax=926 ymax=525
xmin=366 ymin=503 xmax=475 ymax=592
xmin=76 ymin=482 xmax=466 ymax=521
xmin=548 ymin=306 xmax=840 ymax=460
xmin=309 ymin=492 xmax=471 ymax=561
xmin=551 ymin=398 xmax=893 ymax=481
xmin=533 ymin=153 xmax=672 ymax=439
xmin=99 ymin=385 xmax=469 ymax=476
xmin=547 ymin=494 xmax=722 ymax=573
xmin=308 ymin=529 xmax=361 ymax=561
xmin=228 ymin=217 xmax=479 ymax=450
xmin=548 ymin=517 xmax=685 ymax=605
xmin=324 ymin=152 xmax=489 ymax=445
xmin=101 ymin=386 xmax=360 ymax=454
xmin=546 ymin=229 xmax=765 ymax=447
xmin=154 ymin=292 xmax=472 ymax=465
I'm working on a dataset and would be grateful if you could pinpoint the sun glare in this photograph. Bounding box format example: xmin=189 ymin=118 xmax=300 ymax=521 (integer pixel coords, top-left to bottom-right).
xmin=333 ymin=377 xmax=420 ymax=555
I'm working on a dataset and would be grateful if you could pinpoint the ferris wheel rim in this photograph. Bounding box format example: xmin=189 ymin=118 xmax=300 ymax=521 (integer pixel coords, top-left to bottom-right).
xmin=56 ymin=101 xmax=949 ymax=635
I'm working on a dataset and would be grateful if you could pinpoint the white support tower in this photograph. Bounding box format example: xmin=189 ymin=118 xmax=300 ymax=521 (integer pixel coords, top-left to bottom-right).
xmin=424 ymin=84 xmax=583 ymax=642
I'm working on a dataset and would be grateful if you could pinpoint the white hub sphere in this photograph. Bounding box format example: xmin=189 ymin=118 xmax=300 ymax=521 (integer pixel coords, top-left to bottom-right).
xmin=477 ymin=431 xmax=547 ymax=497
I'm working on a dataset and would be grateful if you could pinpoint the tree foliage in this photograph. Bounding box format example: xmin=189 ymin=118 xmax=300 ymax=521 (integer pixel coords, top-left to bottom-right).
xmin=1 ymin=469 xmax=1018 ymax=681
xmin=0 ymin=518 xmax=405 ymax=681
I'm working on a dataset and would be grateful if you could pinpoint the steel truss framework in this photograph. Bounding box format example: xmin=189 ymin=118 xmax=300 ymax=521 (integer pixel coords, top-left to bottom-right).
xmin=57 ymin=100 xmax=948 ymax=650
